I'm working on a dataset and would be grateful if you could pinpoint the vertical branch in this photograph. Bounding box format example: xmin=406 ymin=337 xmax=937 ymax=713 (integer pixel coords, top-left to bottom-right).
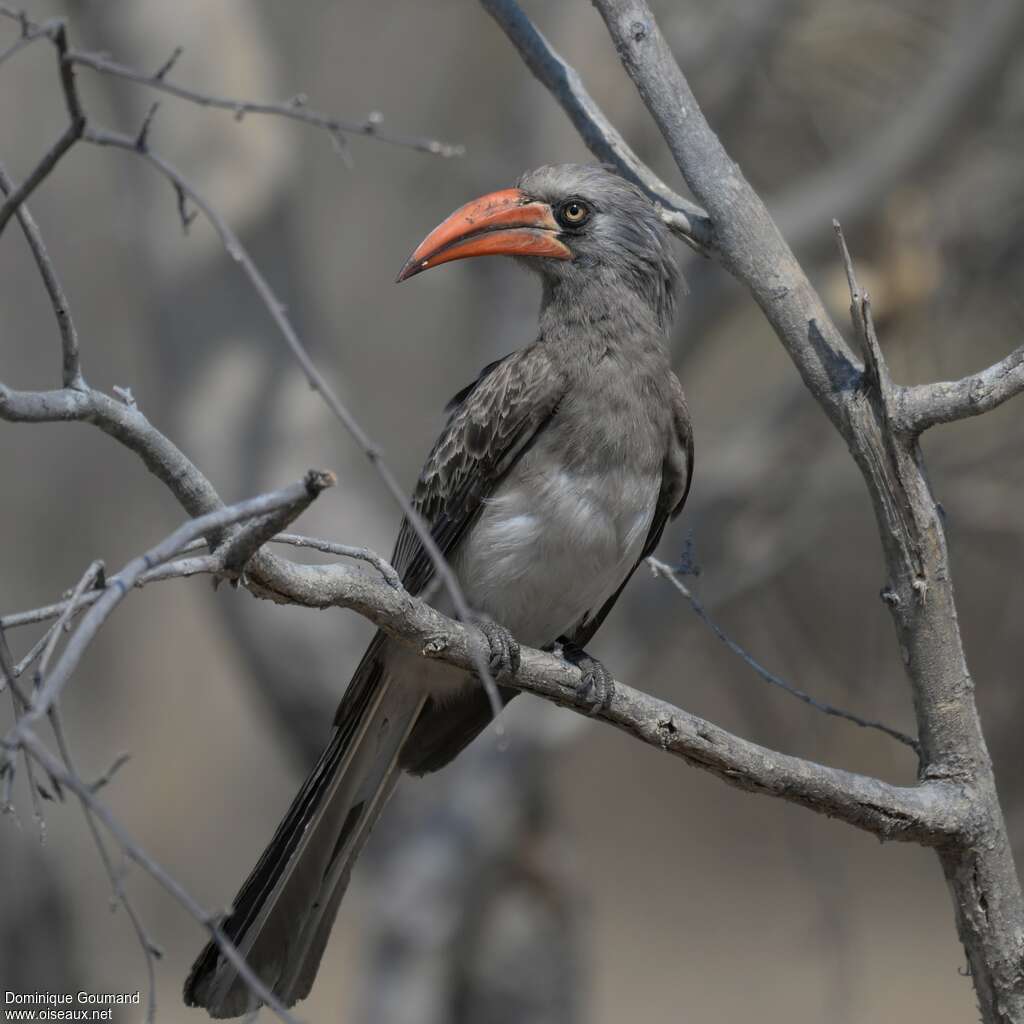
xmin=584 ymin=3 xmax=1024 ymax=1020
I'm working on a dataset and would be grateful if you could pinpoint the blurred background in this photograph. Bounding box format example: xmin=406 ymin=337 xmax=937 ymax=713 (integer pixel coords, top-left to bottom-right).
xmin=2 ymin=1 xmax=1023 ymax=1021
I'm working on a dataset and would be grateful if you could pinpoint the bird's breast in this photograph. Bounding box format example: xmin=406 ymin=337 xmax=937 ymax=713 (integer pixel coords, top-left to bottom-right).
xmin=452 ymin=437 xmax=661 ymax=649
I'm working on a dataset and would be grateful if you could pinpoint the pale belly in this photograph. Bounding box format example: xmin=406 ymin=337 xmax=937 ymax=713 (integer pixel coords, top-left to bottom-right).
xmin=451 ymin=452 xmax=660 ymax=649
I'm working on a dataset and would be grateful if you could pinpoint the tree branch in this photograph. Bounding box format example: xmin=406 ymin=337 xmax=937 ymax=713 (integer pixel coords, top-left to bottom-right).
xmin=11 ymin=473 xmax=332 ymax=730
xmin=898 ymin=345 xmax=1024 ymax=433
xmin=578 ymin=4 xmax=1024 ymax=1018
xmin=66 ymin=47 xmax=464 ymax=159
xmin=647 ymin=557 xmax=919 ymax=751
xmin=7 ymin=729 xmax=301 ymax=1024
xmin=0 ymin=6 xmax=503 ymax=724
xmin=80 ymin=119 xmax=504 ymax=722
xmin=0 ymin=162 xmax=83 ymax=388
xmin=590 ymin=1 xmax=863 ymax=438
xmin=480 ymin=0 xmax=711 ymax=252
xmin=0 ymin=377 xmax=967 ymax=848
xmin=0 ymin=18 xmax=84 ymax=237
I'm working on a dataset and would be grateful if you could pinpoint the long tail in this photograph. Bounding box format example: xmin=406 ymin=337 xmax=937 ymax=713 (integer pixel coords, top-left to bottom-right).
xmin=183 ymin=636 xmax=426 ymax=1018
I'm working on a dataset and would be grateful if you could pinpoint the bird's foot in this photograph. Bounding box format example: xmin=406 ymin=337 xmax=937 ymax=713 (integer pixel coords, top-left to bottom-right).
xmin=474 ymin=617 xmax=521 ymax=678
xmin=558 ymin=640 xmax=614 ymax=715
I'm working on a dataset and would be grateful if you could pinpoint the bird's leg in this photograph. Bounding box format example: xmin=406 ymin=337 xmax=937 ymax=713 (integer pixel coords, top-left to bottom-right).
xmin=554 ymin=638 xmax=614 ymax=715
xmin=473 ymin=616 xmax=522 ymax=678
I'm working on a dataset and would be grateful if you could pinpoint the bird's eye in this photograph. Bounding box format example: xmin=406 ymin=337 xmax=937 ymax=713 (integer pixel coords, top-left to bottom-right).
xmin=558 ymin=200 xmax=591 ymax=227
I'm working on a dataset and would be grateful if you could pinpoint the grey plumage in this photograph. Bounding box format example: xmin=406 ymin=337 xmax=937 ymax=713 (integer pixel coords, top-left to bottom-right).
xmin=184 ymin=164 xmax=693 ymax=1017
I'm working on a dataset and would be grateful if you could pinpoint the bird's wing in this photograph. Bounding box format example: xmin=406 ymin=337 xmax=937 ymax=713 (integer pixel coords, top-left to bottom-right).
xmin=391 ymin=342 xmax=565 ymax=596
xmin=568 ymin=372 xmax=693 ymax=649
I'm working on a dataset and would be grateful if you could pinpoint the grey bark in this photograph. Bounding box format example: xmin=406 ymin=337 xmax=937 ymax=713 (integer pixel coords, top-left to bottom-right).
xmin=588 ymin=2 xmax=1024 ymax=1019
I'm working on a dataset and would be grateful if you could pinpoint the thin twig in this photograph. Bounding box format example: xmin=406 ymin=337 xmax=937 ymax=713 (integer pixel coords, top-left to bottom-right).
xmin=647 ymin=558 xmax=919 ymax=751
xmin=33 ymin=560 xmax=104 ymax=686
xmin=12 ymin=728 xmax=301 ymax=1024
xmin=0 ymin=19 xmax=84 ymax=237
xmin=0 ymin=555 xmax=209 ymax=636
xmin=66 ymin=46 xmax=464 ymax=158
xmin=46 ymin=707 xmax=159 ymax=1024
xmin=272 ymin=532 xmax=401 ymax=589
xmin=0 ymin=162 xmax=83 ymax=387
xmin=0 ymin=628 xmax=46 ymax=831
xmin=13 ymin=473 xmax=332 ymax=728
xmin=0 ymin=11 xmax=53 ymax=67
xmin=0 ymin=532 xmax=399 ymax=634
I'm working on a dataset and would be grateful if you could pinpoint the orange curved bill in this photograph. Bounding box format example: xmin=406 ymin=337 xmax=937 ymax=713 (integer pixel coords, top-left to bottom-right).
xmin=396 ymin=187 xmax=571 ymax=282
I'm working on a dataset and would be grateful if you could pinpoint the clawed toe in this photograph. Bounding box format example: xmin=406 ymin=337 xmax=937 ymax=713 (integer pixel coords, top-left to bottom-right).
xmin=559 ymin=641 xmax=614 ymax=715
xmin=475 ymin=618 xmax=521 ymax=677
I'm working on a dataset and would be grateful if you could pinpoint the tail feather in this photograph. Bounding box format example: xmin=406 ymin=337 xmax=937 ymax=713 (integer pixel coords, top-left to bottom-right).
xmin=183 ymin=637 xmax=425 ymax=1018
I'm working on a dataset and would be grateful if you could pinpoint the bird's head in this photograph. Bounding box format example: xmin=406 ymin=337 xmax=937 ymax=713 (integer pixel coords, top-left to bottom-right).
xmin=397 ymin=163 xmax=678 ymax=327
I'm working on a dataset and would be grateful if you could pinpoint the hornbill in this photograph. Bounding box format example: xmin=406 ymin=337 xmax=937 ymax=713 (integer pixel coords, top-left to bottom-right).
xmin=185 ymin=164 xmax=693 ymax=1016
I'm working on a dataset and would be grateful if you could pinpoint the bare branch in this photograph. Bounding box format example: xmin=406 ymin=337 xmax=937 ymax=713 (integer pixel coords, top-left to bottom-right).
xmin=0 ymin=19 xmax=84 ymax=237
xmin=66 ymin=46 xmax=464 ymax=158
xmin=79 ymin=124 xmax=504 ymax=723
xmin=271 ymin=532 xmax=402 ymax=590
xmin=0 ymin=628 xmax=46 ymax=831
xmin=133 ymin=100 xmax=160 ymax=152
xmin=0 ymin=539 xmax=390 ymax=633
xmin=0 ymin=377 xmax=964 ymax=847
xmin=0 ymin=10 xmax=53 ymax=67
xmin=584 ymin=3 xmax=1024 ymax=1017
xmin=647 ymin=558 xmax=919 ymax=751
xmin=10 ymin=729 xmax=301 ymax=1024
xmin=12 ymin=473 xmax=332 ymax=728
xmin=0 ymin=7 xmax=499 ymax=722
xmin=480 ymin=0 xmax=710 ymax=251
xmin=837 ymin=218 xmax=1024 ymax=435
xmin=833 ymin=220 xmax=897 ymax=411
xmin=45 ymin=707 xmax=160 ymax=1024
xmin=33 ymin=559 xmax=104 ymax=684
xmin=0 ymin=162 xmax=83 ymax=388
xmin=590 ymin=1 xmax=863 ymax=439
xmin=9 ymin=525 xmax=970 ymax=846
xmin=898 ymin=345 xmax=1024 ymax=433
xmin=151 ymin=44 xmax=182 ymax=82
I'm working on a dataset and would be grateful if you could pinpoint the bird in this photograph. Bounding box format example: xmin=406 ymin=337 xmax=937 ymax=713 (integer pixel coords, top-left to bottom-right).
xmin=184 ymin=163 xmax=693 ymax=1017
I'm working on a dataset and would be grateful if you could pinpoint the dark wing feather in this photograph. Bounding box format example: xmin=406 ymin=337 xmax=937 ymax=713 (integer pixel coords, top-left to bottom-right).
xmin=392 ymin=343 xmax=565 ymax=596
xmin=568 ymin=373 xmax=693 ymax=649
xmin=387 ymin=345 xmax=565 ymax=776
